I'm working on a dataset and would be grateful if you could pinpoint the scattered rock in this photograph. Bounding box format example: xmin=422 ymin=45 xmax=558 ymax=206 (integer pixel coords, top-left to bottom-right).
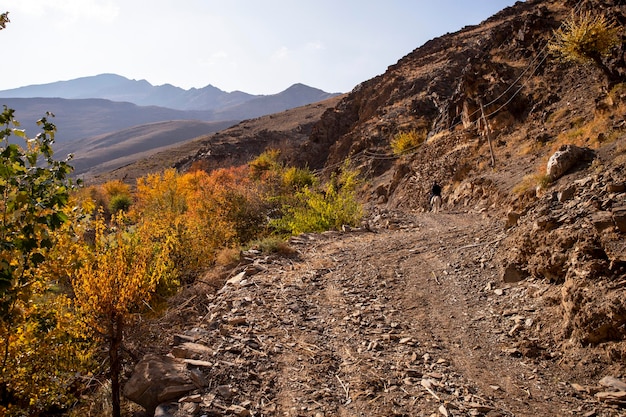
xmin=599 ymin=376 xmax=626 ymax=392
xmin=506 ymin=210 xmax=521 ymax=228
xmin=612 ymin=206 xmax=626 ymax=233
xmin=171 ymin=342 xmax=213 ymax=359
xmin=154 ymin=402 xmax=178 ymax=417
xmin=546 ymin=144 xmax=594 ymax=181
xmin=595 ymin=390 xmax=626 ymax=404
xmin=226 ymin=271 xmax=246 ymax=286
xmin=590 ymin=211 xmax=615 ymax=232
xmin=557 ymin=185 xmax=576 ymax=202
xmin=607 ymin=182 xmax=626 ymax=193
xmin=124 ymin=354 xmax=194 ymax=414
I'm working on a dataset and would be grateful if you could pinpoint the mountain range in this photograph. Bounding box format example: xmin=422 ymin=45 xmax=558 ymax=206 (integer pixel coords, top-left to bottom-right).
xmin=0 ymin=74 xmax=340 ymax=175
xmin=0 ymin=73 xmax=339 ymax=111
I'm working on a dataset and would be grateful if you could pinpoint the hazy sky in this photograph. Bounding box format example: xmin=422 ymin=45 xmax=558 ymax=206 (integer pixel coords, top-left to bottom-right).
xmin=1 ymin=1 xmax=520 ymax=95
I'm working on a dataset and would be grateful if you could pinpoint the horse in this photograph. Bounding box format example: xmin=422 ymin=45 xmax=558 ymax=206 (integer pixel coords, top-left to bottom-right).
xmin=430 ymin=194 xmax=442 ymax=213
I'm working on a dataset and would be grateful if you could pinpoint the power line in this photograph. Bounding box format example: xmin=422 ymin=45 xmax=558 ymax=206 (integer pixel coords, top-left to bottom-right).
xmin=316 ymin=0 xmax=586 ymax=174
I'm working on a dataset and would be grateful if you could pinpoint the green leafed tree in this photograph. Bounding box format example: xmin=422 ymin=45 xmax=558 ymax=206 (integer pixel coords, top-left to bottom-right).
xmin=0 ymin=106 xmax=77 ymax=412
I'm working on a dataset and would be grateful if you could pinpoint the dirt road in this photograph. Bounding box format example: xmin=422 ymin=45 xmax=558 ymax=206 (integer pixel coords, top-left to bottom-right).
xmin=140 ymin=209 xmax=624 ymax=417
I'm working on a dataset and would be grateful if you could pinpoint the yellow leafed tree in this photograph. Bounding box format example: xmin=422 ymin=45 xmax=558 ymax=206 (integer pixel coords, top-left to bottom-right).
xmin=72 ymin=212 xmax=173 ymax=417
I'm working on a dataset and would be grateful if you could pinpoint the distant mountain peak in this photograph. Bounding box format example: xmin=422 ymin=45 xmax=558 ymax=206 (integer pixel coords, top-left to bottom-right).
xmin=0 ymin=74 xmax=338 ymax=112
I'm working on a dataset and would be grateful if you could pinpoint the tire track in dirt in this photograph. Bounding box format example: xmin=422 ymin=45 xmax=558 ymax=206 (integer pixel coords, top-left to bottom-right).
xmin=271 ymin=211 xmax=595 ymax=416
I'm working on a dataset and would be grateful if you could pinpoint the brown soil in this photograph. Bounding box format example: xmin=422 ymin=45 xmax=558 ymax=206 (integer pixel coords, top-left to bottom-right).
xmin=131 ymin=205 xmax=625 ymax=417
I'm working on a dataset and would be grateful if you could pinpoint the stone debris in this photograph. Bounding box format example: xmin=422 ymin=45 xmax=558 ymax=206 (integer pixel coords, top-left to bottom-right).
xmin=600 ymin=376 xmax=626 ymax=392
xmin=123 ymin=355 xmax=197 ymax=414
xmin=123 ymin=206 xmax=623 ymax=416
xmin=497 ymin=162 xmax=626 ymax=347
xmin=569 ymin=376 xmax=626 ymax=408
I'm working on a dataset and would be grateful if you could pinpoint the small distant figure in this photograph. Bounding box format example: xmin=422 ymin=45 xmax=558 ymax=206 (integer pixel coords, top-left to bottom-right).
xmin=430 ymin=182 xmax=442 ymax=213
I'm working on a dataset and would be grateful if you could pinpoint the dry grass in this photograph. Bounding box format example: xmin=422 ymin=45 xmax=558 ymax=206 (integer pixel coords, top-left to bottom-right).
xmin=215 ymin=247 xmax=242 ymax=266
xmin=548 ymin=10 xmax=621 ymax=66
xmin=553 ymin=110 xmax=623 ymax=151
xmin=248 ymin=237 xmax=297 ymax=256
xmin=513 ymin=172 xmax=551 ymax=195
xmin=517 ymin=139 xmax=544 ymax=156
xmin=546 ymin=107 xmax=572 ymax=125
xmin=426 ymin=131 xmax=449 ymax=144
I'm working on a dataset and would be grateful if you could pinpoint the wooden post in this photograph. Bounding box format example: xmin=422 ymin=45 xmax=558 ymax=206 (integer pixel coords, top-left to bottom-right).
xmin=480 ymin=101 xmax=496 ymax=168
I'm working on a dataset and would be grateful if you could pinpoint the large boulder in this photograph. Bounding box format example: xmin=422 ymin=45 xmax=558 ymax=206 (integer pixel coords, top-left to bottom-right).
xmin=123 ymin=354 xmax=196 ymax=414
xmin=546 ymin=144 xmax=594 ymax=181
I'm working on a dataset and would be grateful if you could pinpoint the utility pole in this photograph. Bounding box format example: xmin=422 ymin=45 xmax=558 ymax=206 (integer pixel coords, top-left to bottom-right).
xmin=480 ymin=101 xmax=496 ymax=168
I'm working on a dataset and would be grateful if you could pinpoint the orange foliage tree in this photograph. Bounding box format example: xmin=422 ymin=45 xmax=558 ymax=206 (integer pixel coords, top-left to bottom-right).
xmin=133 ymin=167 xmax=266 ymax=280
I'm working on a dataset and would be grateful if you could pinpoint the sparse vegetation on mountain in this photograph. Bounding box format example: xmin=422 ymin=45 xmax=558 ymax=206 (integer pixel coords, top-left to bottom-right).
xmin=390 ymin=129 xmax=427 ymax=155
xmin=549 ymin=10 xmax=621 ymax=83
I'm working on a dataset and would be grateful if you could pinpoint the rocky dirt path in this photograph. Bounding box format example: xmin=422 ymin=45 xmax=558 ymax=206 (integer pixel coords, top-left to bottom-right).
xmin=134 ymin=209 xmax=624 ymax=417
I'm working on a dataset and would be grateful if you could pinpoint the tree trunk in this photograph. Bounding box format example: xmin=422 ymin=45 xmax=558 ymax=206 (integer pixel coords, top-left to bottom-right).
xmin=109 ymin=315 xmax=124 ymax=417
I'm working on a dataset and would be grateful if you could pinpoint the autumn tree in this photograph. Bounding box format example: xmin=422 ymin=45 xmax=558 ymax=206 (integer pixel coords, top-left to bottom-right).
xmin=133 ymin=167 xmax=266 ymax=280
xmin=72 ymin=212 xmax=174 ymax=417
xmin=549 ymin=10 xmax=622 ymax=85
xmin=0 ymin=107 xmax=79 ymax=413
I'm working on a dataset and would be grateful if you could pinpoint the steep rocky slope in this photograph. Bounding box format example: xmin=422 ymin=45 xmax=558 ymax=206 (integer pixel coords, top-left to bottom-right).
xmin=117 ymin=0 xmax=626 ymax=415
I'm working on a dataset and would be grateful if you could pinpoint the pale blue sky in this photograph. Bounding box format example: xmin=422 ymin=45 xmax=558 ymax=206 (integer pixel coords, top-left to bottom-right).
xmin=1 ymin=1 xmax=520 ymax=94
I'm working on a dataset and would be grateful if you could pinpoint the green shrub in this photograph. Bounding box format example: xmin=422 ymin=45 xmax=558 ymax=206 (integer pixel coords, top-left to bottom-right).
xmin=108 ymin=194 xmax=132 ymax=213
xmin=390 ymin=129 xmax=426 ymax=155
xmin=272 ymin=161 xmax=363 ymax=235
xmin=282 ymin=166 xmax=317 ymax=190
xmin=248 ymin=237 xmax=296 ymax=255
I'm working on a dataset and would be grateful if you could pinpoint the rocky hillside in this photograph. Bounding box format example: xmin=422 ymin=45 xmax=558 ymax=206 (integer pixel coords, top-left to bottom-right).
xmin=115 ymin=0 xmax=626 ymax=415
xmin=99 ymin=95 xmax=344 ymax=184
